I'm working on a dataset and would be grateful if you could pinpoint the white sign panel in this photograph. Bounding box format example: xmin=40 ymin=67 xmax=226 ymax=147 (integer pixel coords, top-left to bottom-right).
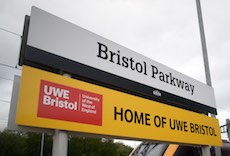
xmin=25 ymin=7 xmax=216 ymax=110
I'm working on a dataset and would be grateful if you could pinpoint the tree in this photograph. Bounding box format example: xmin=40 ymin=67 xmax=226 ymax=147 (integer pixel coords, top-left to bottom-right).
xmin=68 ymin=136 xmax=133 ymax=156
xmin=0 ymin=130 xmax=26 ymax=156
xmin=68 ymin=137 xmax=102 ymax=156
xmin=25 ymin=132 xmax=52 ymax=156
xmin=0 ymin=131 xmax=133 ymax=156
xmin=115 ymin=142 xmax=133 ymax=156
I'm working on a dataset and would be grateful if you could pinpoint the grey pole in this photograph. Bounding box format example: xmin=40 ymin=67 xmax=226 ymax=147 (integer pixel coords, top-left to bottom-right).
xmin=196 ymin=0 xmax=211 ymax=86
xmin=52 ymin=73 xmax=70 ymax=156
xmin=40 ymin=133 xmax=45 ymax=156
xmin=195 ymin=0 xmax=222 ymax=156
xmin=52 ymin=130 xmax=68 ymax=156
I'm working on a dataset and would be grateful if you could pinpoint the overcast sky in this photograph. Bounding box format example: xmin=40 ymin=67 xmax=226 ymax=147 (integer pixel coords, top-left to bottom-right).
xmin=0 ymin=0 xmax=230 ymax=147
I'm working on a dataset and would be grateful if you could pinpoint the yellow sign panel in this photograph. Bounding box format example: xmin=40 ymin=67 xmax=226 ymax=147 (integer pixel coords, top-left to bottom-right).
xmin=16 ymin=66 xmax=222 ymax=146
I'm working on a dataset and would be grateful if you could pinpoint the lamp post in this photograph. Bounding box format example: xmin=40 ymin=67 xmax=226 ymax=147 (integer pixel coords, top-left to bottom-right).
xmin=195 ymin=0 xmax=222 ymax=156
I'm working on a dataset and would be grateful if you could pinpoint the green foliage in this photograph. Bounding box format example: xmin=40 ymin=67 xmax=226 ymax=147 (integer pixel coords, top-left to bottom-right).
xmin=25 ymin=133 xmax=52 ymax=156
xmin=68 ymin=137 xmax=102 ymax=156
xmin=0 ymin=130 xmax=26 ymax=156
xmin=115 ymin=142 xmax=133 ymax=156
xmin=0 ymin=131 xmax=133 ymax=156
xmin=68 ymin=137 xmax=133 ymax=156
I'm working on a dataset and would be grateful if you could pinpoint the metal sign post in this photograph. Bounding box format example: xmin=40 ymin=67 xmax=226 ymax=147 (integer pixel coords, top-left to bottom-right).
xmin=195 ymin=0 xmax=222 ymax=155
xmin=52 ymin=73 xmax=70 ymax=156
xmin=40 ymin=133 xmax=45 ymax=156
xmin=52 ymin=130 xmax=68 ymax=156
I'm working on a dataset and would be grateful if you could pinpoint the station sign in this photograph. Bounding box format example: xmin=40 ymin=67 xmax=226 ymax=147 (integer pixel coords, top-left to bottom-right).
xmin=19 ymin=7 xmax=216 ymax=114
xmin=16 ymin=66 xmax=222 ymax=146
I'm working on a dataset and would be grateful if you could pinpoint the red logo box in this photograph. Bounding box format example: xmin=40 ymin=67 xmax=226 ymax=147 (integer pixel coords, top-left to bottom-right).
xmin=38 ymin=80 xmax=103 ymax=126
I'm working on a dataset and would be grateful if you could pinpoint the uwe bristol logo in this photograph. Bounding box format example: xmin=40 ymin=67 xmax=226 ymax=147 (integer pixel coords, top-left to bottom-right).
xmin=38 ymin=80 xmax=103 ymax=126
